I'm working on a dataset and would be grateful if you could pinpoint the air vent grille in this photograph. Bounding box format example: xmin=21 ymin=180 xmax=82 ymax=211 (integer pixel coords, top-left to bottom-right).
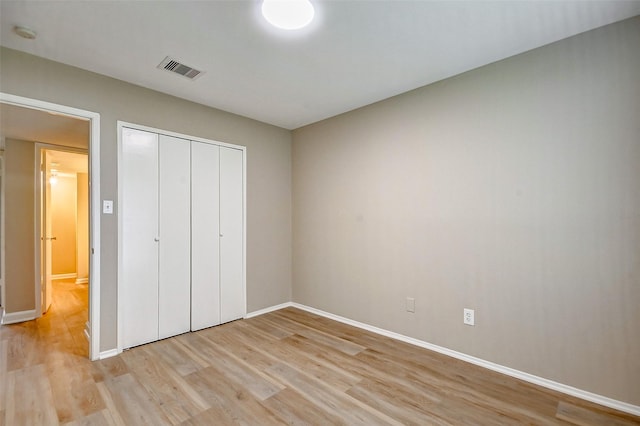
xmin=157 ymin=56 xmax=204 ymax=80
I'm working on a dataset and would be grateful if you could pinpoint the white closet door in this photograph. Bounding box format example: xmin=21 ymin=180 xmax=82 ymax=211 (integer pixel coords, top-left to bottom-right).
xmin=220 ymin=147 xmax=244 ymax=323
xmin=121 ymin=128 xmax=159 ymax=348
xmin=158 ymin=135 xmax=191 ymax=339
xmin=191 ymin=142 xmax=221 ymax=331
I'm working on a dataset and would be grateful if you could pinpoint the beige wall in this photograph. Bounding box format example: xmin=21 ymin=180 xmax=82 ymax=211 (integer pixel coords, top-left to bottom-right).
xmin=0 ymin=47 xmax=292 ymax=351
xmin=4 ymin=138 xmax=36 ymax=313
xmin=292 ymin=17 xmax=640 ymax=405
xmin=51 ymin=174 xmax=77 ymax=275
xmin=76 ymin=173 xmax=89 ymax=282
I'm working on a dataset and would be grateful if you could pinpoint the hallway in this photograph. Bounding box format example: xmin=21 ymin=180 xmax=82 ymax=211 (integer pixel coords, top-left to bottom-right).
xmin=43 ymin=278 xmax=89 ymax=356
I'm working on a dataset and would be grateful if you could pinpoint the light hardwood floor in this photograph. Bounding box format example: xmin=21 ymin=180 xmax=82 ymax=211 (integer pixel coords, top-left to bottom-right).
xmin=1 ymin=281 xmax=638 ymax=425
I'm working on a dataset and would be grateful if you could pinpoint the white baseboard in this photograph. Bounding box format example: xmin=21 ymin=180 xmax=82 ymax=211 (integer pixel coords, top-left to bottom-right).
xmin=52 ymin=273 xmax=77 ymax=280
xmin=1 ymin=309 xmax=37 ymax=325
xmin=245 ymin=302 xmax=294 ymax=319
xmin=75 ymin=277 xmax=89 ymax=285
xmin=280 ymin=302 xmax=639 ymax=417
xmin=99 ymin=349 xmax=119 ymax=360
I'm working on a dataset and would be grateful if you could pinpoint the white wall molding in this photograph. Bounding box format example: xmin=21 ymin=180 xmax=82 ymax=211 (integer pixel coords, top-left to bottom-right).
xmin=99 ymin=349 xmax=119 ymax=360
xmin=245 ymin=302 xmax=293 ymax=319
xmin=75 ymin=278 xmax=89 ymax=285
xmin=1 ymin=309 xmax=37 ymax=325
xmin=52 ymin=273 xmax=78 ymax=280
xmin=286 ymin=303 xmax=640 ymax=417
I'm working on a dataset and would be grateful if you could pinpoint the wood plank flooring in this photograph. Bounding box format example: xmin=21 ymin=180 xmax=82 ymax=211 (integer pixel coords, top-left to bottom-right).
xmin=1 ymin=281 xmax=638 ymax=425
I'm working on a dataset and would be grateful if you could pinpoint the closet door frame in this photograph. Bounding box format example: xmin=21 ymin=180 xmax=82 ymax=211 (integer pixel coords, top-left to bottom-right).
xmin=117 ymin=121 xmax=246 ymax=354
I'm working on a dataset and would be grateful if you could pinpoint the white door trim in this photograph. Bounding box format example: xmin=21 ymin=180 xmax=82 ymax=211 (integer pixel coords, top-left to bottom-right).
xmin=117 ymin=121 xmax=246 ymax=353
xmin=0 ymin=93 xmax=101 ymax=361
xmin=34 ymin=145 xmax=88 ymax=317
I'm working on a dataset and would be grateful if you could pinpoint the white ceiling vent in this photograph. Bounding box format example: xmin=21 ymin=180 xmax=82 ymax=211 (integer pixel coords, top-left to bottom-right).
xmin=157 ymin=56 xmax=204 ymax=80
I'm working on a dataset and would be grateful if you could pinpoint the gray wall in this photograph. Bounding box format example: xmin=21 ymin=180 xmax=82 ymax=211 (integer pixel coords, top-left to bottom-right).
xmin=4 ymin=138 xmax=36 ymax=313
xmin=0 ymin=47 xmax=293 ymax=351
xmin=292 ymin=17 xmax=640 ymax=405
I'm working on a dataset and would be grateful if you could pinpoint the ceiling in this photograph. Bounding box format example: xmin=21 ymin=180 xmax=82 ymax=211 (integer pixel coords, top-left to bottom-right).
xmin=0 ymin=102 xmax=88 ymax=174
xmin=48 ymin=149 xmax=88 ymax=175
xmin=1 ymin=1 xmax=639 ymax=130
xmin=0 ymin=103 xmax=89 ymax=149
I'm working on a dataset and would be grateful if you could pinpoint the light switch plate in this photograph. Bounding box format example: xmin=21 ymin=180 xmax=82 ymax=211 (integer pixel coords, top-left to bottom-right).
xmin=103 ymin=200 xmax=114 ymax=214
xmin=406 ymin=297 xmax=415 ymax=313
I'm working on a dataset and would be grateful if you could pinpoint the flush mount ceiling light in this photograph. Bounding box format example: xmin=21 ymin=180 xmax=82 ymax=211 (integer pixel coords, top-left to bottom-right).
xmin=14 ymin=25 xmax=37 ymax=40
xmin=261 ymin=0 xmax=315 ymax=30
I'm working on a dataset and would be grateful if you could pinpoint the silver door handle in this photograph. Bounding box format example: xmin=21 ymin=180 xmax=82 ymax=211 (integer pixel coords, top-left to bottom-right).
xmin=154 ymin=237 xmax=160 ymax=242
xmin=46 ymin=236 xmax=57 ymax=241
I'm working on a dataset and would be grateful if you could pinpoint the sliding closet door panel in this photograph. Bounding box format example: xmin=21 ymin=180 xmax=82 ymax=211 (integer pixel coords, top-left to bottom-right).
xmin=220 ymin=147 xmax=244 ymax=323
xmin=121 ymin=128 xmax=159 ymax=348
xmin=191 ymin=142 xmax=221 ymax=331
xmin=158 ymin=135 xmax=191 ymax=339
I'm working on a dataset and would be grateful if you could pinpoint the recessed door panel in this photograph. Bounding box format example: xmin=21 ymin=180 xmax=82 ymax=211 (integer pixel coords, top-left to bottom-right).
xmin=121 ymin=128 xmax=159 ymax=348
xmin=158 ymin=135 xmax=191 ymax=339
xmin=191 ymin=142 xmax=221 ymax=331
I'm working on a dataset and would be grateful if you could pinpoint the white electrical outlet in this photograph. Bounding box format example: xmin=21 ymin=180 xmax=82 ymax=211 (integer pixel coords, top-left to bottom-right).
xmin=463 ymin=308 xmax=475 ymax=326
xmin=406 ymin=297 xmax=415 ymax=313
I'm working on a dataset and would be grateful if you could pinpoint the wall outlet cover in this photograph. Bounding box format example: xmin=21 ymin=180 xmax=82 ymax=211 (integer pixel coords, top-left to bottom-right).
xmin=464 ymin=308 xmax=475 ymax=326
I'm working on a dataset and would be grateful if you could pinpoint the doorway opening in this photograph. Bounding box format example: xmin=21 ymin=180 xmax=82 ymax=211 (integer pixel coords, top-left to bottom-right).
xmin=39 ymin=149 xmax=89 ymax=313
xmin=0 ymin=93 xmax=101 ymax=360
